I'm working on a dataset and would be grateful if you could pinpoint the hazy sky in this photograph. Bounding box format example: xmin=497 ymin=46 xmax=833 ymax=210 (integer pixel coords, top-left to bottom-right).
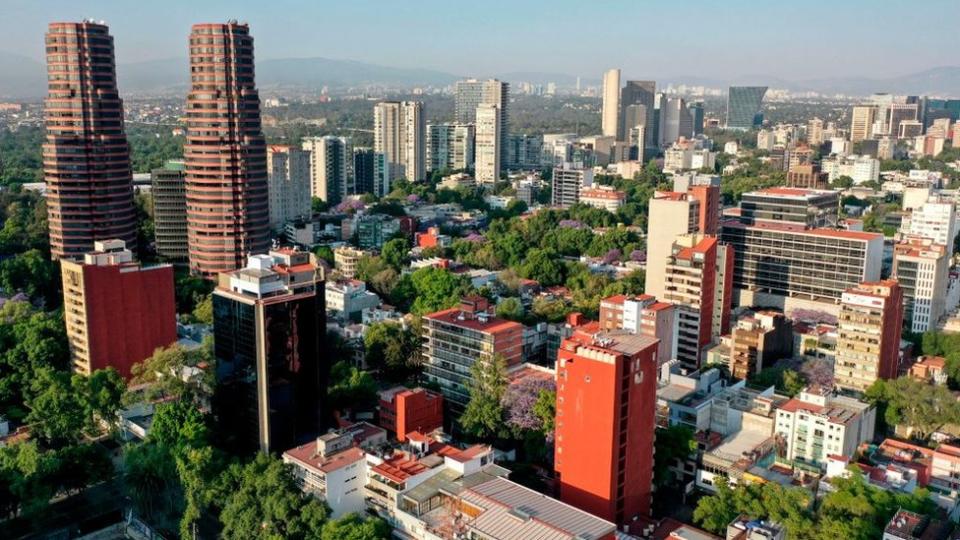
xmin=2 ymin=0 xmax=956 ymax=81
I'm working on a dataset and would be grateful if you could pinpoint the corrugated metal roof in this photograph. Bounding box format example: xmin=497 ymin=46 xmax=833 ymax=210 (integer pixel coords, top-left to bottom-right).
xmin=462 ymin=476 xmax=616 ymax=540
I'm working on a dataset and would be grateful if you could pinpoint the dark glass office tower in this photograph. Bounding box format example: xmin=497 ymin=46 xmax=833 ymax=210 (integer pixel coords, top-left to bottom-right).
xmin=353 ymin=148 xmax=375 ymax=195
xmin=726 ymin=86 xmax=768 ymax=130
xmin=212 ymin=249 xmax=327 ymax=454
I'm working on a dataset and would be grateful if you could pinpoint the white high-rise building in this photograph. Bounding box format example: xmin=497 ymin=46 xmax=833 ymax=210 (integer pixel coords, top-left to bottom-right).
xmin=645 ymin=192 xmax=700 ymax=301
xmin=551 ymin=163 xmax=593 ymax=208
xmin=601 ymin=68 xmax=621 ymax=139
xmin=373 ymin=101 xmax=425 ymax=182
xmin=267 ymin=146 xmax=311 ymax=231
xmin=822 ymin=155 xmax=880 ymax=185
xmin=756 ymin=129 xmax=776 ymax=151
xmin=807 ymin=118 xmax=825 ymax=146
xmin=302 ymin=136 xmax=353 ymax=204
xmin=454 ymin=79 xmax=509 ymax=165
xmin=893 ymin=237 xmax=949 ymax=333
xmin=475 ymin=104 xmax=501 ymax=183
xmin=902 ymin=197 xmax=958 ymax=247
xmin=850 ymin=105 xmax=877 ymax=143
xmin=426 ymin=123 xmax=475 ymax=172
xmin=658 ymin=97 xmax=693 ymax=147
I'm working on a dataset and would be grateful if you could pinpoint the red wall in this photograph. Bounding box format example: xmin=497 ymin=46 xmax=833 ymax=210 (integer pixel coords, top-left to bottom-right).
xmin=879 ymin=283 xmax=904 ymax=381
xmin=689 ymin=185 xmax=720 ymax=235
xmin=554 ymin=337 xmax=657 ymax=525
xmin=84 ymin=264 xmax=177 ymax=379
xmin=395 ymin=389 xmax=444 ymax=442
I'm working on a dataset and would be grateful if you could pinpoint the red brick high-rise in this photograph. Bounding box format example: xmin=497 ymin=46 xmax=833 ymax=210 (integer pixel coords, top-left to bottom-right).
xmin=43 ymin=21 xmax=137 ymax=260
xmin=60 ymin=240 xmax=176 ymax=379
xmin=554 ymin=327 xmax=658 ymax=527
xmin=185 ymin=22 xmax=270 ymax=277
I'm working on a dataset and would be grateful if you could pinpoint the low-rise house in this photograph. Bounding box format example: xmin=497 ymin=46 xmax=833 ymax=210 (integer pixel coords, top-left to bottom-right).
xmin=909 ymin=356 xmax=949 ymax=385
xmin=326 ymin=279 xmax=381 ymax=322
xmin=656 ymin=361 xmax=741 ymax=431
xmin=882 ymin=509 xmax=953 ymax=540
xmin=282 ymin=422 xmax=387 ymax=518
xmin=773 ymin=387 xmax=875 ymax=468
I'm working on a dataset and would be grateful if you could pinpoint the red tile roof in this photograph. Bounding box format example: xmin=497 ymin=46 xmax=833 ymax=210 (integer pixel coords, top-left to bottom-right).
xmin=423 ymin=307 xmax=523 ymax=335
xmin=283 ymin=444 xmax=365 ymax=474
xmin=372 ymin=453 xmax=430 ymax=483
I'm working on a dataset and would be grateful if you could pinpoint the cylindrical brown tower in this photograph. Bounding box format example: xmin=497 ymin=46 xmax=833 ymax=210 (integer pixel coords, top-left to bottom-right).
xmin=43 ymin=21 xmax=137 ymax=260
xmin=185 ymin=22 xmax=270 ymax=277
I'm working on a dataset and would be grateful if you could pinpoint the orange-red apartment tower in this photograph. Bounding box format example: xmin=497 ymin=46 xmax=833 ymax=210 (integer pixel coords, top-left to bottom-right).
xmin=61 ymin=240 xmax=176 ymax=379
xmin=43 ymin=21 xmax=137 ymax=260
xmin=185 ymin=22 xmax=270 ymax=277
xmin=554 ymin=327 xmax=658 ymax=528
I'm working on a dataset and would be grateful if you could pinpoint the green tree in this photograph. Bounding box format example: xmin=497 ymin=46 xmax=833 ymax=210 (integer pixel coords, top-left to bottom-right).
xmin=123 ymin=439 xmax=182 ymax=531
xmin=865 ymin=377 xmax=959 ymax=440
xmin=174 ymin=268 xmax=214 ymax=315
xmin=128 ymin=342 xmax=212 ymax=403
xmin=216 ymin=453 xmax=329 ymax=539
xmin=532 ymin=389 xmax=556 ymax=434
xmin=403 ymin=267 xmax=471 ymax=315
xmin=0 ymin=302 xmax=69 ymax=421
xmin=653 ymin=425 xmax=695 ymax=489
xmin=364 ymin=321 xmax=422 ymax=382
xmin=192 ymin=294 xmax=213 ymax=325
xmin=328 ymin=361 xmax=379 ymax=412
xmin=830 ymin=175 xmax=855 ymax=189
xmin=519 ymin=248 xmax=566 ymax=287
xmin=312 ymin=245 xmax=335 ymax=266
xmin=381 ymin=237 xmax=411 ymax=271
xmin=0 ymin=249 xmax=58 ymax=306
xmin=693 ymin=478 xmax=741 ymax=533
xmin=460 ymin=354 xmax=508 ymax=440
xmin=150 ymin=400 xmax=210 ymax=449
xmin=135 ymin=191 xmax=155 ymax=261
xmin=24 ymin=368 xmax=87 ymax=447
xmin=495 ymin=297 xmax=524 ymax=322
xmin=321 ymin=513 xmax=391 ymax=540
xmin=818 ymin=470 xmax=936 ymax=540
xmin=26 ymin=367 xmax=125 ymax=447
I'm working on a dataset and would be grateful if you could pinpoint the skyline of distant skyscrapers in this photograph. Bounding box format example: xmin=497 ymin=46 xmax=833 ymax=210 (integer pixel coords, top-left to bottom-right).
xmin=185 ymin=22 xmax=270 ymax=277
xmin=43 ymin=21 xmax=138 ymax=260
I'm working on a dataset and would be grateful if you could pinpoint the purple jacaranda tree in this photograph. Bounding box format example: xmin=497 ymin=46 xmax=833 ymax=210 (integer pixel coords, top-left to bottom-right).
xmin=558 ymin=219 xmax=585 ymax=229
xmin=502 ymin=378 xmax=556 ymax=433
xmin=789 ymin=308 xmax=837 ymax=325
xmin=335 ymin=199 xmax=366 ymax=214
xmin=602 ymin=249 xmax=622 ymax=265
xmin=799 ymin=358 xmax=834 ymax=388
xmin=630 ymin=250 xmax=645 ymax=262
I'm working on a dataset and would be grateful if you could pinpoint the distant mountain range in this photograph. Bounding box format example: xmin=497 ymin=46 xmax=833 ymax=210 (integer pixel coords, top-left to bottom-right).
xmin=0 ymin=53 xmax=464 ymax=98
xmin=660 ymin=67 xmax=960 ymax=97
xmin=3 ymin=50 xmax=960 ymax=99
